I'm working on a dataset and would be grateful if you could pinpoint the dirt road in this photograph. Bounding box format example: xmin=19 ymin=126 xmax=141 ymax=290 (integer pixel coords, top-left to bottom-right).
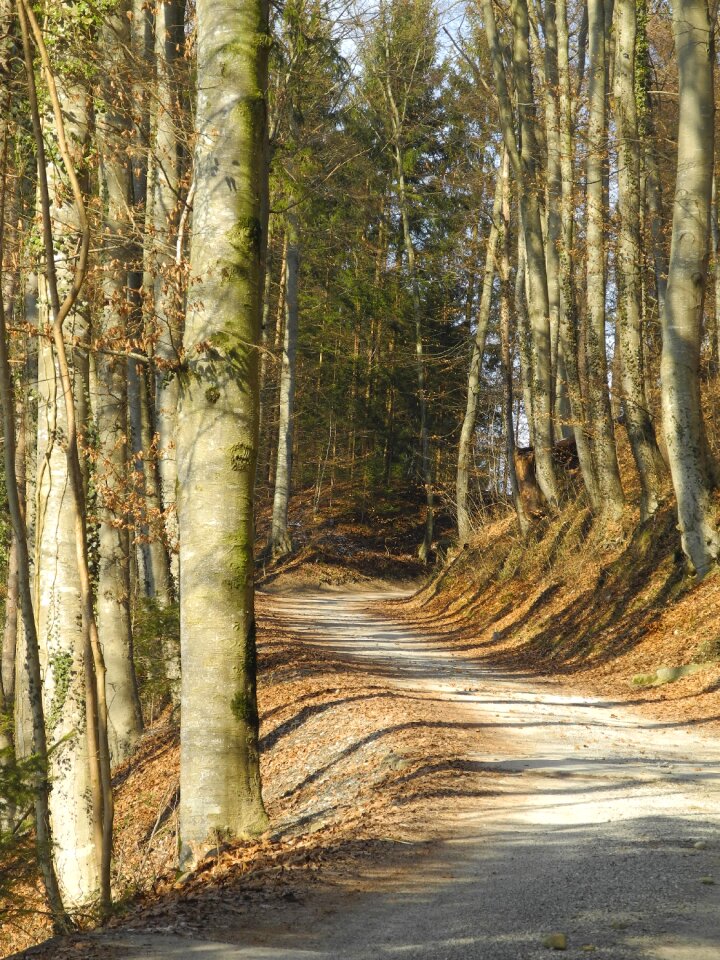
xmin=88 ymin=590 xmax=720 ymax=959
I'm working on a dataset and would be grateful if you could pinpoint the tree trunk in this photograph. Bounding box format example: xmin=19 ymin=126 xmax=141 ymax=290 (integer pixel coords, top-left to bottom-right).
xmin=456 ymin=163 xmax=503 ymax=544
xmin=0 ymin=111 xmax=70 ymax=930
xmin=499 ymin=156 xmax=529 ymax=535
xmin=542 ymin=0 xmax=563 ymax=437
xmin=660 ymin=0 xmax=719 ymax=575
xmin=19 ymin=0 xmax=113 ymax=910
xmin=585 ymin=0 xmax=624 ymax=520
xmin=555 ymin=0 xmax=599 ymax=507
xmin=483 ymin=0 xmax=558 ymax=504
xmin=32 ymin=84 xmax=101 ymax=915
xmin=612 ymin=0 xmax=665 ymax=520
xmin=269 ymin=211 xmax=299 ymax=557
xmin=95 ymin=2 xmax=144 ymax=764
xmin=177 ymin=0 xmax=269 ymax=870
xmin=153 ymin=0 xmax=186 ymax=585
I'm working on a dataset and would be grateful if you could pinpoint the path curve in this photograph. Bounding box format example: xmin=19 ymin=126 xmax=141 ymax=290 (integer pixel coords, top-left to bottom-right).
xmin=98 ymin=590 xmax=720 ymax=959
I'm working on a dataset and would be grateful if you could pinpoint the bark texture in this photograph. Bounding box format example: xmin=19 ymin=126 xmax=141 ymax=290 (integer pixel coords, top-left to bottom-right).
xmin=177 ymin=0 xmax=269 ymax=869
xmin=612 ymin=0 xmax=665 ymax=521
xmin=95 ymin=2 xmax=143 ymax=763
xmin=585 ymin=0 xmax=624 ymax=520
xmin=660 ymin=0 xmax=719 ymax=575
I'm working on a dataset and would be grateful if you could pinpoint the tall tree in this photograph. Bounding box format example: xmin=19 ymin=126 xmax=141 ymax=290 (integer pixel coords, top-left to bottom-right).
xmin=612 ymin=0 xmax=665 ymax=521
xmin=584 ymin=0 xmax=625 ymax=520
xmin=177 ymin=0 xmax=270 ymax=869
xmin=660 ymin=0 xmax=719 ymax=574
xmin=482 ymin=0 xmax=560 ymax=507
xmin=95 ymin=0 xmax=144 ymax=763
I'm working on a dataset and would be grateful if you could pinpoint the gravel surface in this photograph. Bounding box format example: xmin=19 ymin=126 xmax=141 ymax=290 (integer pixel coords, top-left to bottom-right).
xmin=58 ymin=591 xmax=720 ymax=959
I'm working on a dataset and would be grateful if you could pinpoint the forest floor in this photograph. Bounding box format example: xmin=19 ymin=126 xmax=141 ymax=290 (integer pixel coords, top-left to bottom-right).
xmin=14 ymin=584 xmax=720 ymax=960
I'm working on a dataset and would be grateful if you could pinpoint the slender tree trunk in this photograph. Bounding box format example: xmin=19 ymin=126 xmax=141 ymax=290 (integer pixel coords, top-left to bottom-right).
xmin=19 ymin=0 xmax=113 ymax=910
xmin=483 ymin=0 xmax=559 ymax=503
xmin=585 ymin=0 xmax=624 ymax=520
xmin=499 ymin=156 xmax=529 ymax=534
xmin=269 ymin=210 xmax=299 ymax=556
xmin=542 ymin=0 xmax=563 ymax=437
xmin=0 ymin=143 xmax=71 ymax=934
xmin=177 ymin=0 xmax=269 ymax=870
xmin=660 ymin=0 xmax=719 ymax=575
xmin=555 ymin=0 xmax=599 ymax=507
xmin=381 ymin=57 xmax=434 ymax=559
xmin=515 ymin=229 xmax=535 ymax=446
xmin=612 ymin=0 xmax=665 ymax=520
xmin=32 ymin=83 xmax=102 ymax=915
xmin=153 ymin=0 xmax=186 ymax=584
xmin=456 ymin=162 xmax=504 ymax=544
xmin=95 ymin=2 xmax=144 ymax=763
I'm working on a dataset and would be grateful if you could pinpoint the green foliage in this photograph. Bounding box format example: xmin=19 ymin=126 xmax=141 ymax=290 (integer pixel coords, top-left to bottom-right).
xmin=132 ymin=598 xmax=180 ymax=716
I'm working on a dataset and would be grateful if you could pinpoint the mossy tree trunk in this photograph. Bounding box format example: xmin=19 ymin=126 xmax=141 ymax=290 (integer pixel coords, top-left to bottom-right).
xmin=177 ymin=0 xmax=270 ymax=870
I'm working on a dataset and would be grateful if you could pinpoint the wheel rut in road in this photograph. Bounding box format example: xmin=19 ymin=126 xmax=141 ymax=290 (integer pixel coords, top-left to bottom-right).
xmin=94 ymin=590 xmax=720 ymax=959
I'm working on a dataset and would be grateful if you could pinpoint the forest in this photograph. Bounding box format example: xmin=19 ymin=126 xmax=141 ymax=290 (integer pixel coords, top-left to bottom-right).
xmin=1 ymin=0 xmax=720 ymax=956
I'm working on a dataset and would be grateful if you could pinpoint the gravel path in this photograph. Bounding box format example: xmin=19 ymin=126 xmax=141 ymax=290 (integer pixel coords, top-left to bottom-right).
xmin=95 ymin=590 xmax=720 ymax=959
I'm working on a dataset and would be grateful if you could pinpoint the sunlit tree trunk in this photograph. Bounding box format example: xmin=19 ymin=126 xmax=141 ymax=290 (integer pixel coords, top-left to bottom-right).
xmin=32 ymin=78 xmax=101 ymax=913
xmin=483 ymin=0 xmax=559 ymax=504
xmin=457 ymin=164 xmax=503 ymax=544
xmin=177 ymin=0 xmax=270 ymax=870
xmin=0 ymin=62 xmax=69 ymax=921
xmin=585 ymin=0 xmax=624 ymax=520
xmin=660 ymin=0 xmax=719 ymax=575
xmin=269 ymin=210 xmax=298 ymax=556
xmin=95 ymin=1 xmax=143 ymax=763
xmin=555 ymin=0 xmax=599 ymax=507
xmin=613 ymin=0 xmax=665 ymax=520
xmin=153 ymin=0 xmax=186 ymax=584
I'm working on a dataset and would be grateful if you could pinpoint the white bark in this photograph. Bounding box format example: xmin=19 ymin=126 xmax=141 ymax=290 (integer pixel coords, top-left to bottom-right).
xmin=34 ymin=79 xmax=99 ymax=906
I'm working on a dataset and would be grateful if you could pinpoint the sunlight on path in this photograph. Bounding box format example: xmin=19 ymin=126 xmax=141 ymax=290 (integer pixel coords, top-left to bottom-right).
xmin=103 ymin=589 xmax=720 ymax=960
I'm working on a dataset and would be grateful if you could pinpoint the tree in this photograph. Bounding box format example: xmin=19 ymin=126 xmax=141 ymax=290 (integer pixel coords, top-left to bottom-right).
xmin=612 ymin=0 xmax=666 ymax=521
xmin=584 ymin=0 xmax=624 ymax=520
xmin=177 ymin=0 xmax=270 ymax=869
xmin=95 ymin=0 xmax=143 ymax=763
xmin=660 ymin=0 xmax=719 ymax=574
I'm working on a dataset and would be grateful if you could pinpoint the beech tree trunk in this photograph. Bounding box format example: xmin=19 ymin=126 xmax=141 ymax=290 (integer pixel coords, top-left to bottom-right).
xmin=585 ymin=0 xmax=624 ymax=520
xmin=483 ymin=0 xmax=559 ymax=505
xmin=177 ymin=0 xmax=269 ymax=870
xmin=456 ymin=164 xmax=503 ymax=544
xmin=269 ymin=211 xmax=298 ymax=557
xmin=153 ymin=0 xmax=186 ymax=583
xmin=32 ymin=79 xmax=101 ymax=912
xmin=95 ymin=2 xmax=143 ymax=763
xmin=613 ymin=0 xmax=665 ymax=521
xmin=555 ymin=0 xmax=599 ymax=508
xmin=661 ymin=0 xmax=719 ymax=575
